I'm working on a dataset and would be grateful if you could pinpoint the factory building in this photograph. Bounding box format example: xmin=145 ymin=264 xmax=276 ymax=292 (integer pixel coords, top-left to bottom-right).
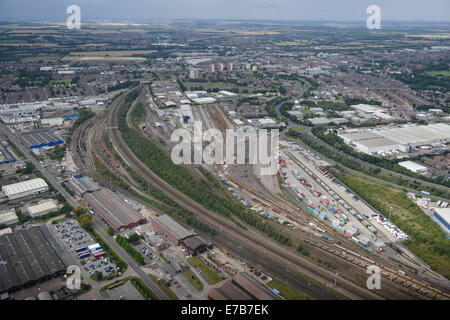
xmin=182 ymin=236 xmax=212 ymax=255
xmin=150 ymin=214 xmax=195 ymax=245
xmin=0 ymin=141 xmax=16 ymax=164
xmin=398 ymin=161 xmax=429 ymax=173
xmin=338 ymin=123 xmax=450 ymax=155
xmin=26 ymin=199 xmax=58 ymax=218
xmin=67 ymin=176 xmax=101 ymax=196
xmin=0 ymin=209 xmax=19 ymax=226
xmin=0 ymin=226 xmax=66 ymax=293
xmin=84 ymin=188 xmax=146 ymax=231
xmin=21 ymin=130 xmax=64 ymax=149
xmin=208 ymin=272 xmax=282 ymax=300
xmin=433 ymin=208 xmax=450 ymax=236
xmin=2 ymin=178 xmax=48 ymax=200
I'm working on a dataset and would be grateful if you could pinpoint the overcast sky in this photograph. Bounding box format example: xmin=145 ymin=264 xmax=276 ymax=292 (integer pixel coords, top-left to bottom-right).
xmin=1 ymin=0 xmax=449 ymax=22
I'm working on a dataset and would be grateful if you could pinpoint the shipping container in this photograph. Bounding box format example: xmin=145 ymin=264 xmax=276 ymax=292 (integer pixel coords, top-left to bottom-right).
xmin=79 ymin=253 xmax=91 ymax=259
xmin=77 ymin=250 xmax=90 ymax=257
xmin=88 ymin=243 xmax=101 ymax=250
xmin=75 ymin=246 xmax=88 ymax=253
xmin=94 ymin=251 xmax=106 ymax=258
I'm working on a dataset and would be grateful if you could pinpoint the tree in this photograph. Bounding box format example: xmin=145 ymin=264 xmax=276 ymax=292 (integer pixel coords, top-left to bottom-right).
xmin=78 ymin=214 xmax=92 ymax=230
xmin=73 ymin=206 xmax=86 ymax=216
xmin=107 ymin=226 xmax=116 ymax=236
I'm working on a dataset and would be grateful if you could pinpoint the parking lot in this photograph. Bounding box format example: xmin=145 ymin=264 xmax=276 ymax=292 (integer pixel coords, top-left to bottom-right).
xmin=51 ymin=219 xmax=117 ymax=278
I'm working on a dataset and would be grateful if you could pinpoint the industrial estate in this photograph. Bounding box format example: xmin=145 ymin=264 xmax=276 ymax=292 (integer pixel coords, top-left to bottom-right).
xmin=0 ymin=4 xmax=449 ymax=306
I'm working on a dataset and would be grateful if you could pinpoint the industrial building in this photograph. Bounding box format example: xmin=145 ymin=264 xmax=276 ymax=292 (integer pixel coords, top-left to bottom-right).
xmin=2 ymin=178 xmax=48 ymax=200
xmin=0 ymin=209 xmax=19 ymax=226
xmin=0 ymin=226 xmax=66 ymax=293
xmin=84 ymin=188 xmax=146 ymax=231
xmin=398 ymin=161 xmax=429 ymax=173
xmin=150 ymin=214 xmax=195 ymax=245
xmin=338 ymin=123 xmax=450 ymax=155
xmin=208 ymin=272 xmax=282 ymax=300
xmin=0 ymin=141 xmax=17 ymax=164
xmin=182 ymin=236 xmax=211 ymax=255
xmin=67 ymin=176 xmax=101 ymax=196
xmin=26 ymin=199 xmax=58 ymax=218
xmin=433 ymin=208 xmax=450 ymax=236
xmin=21 ymin=130 xmax=64 ymax=149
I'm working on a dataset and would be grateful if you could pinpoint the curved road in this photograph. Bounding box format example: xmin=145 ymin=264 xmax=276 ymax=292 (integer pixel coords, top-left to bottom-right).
xmin=103 ymin=89 xmax=384 ymax=300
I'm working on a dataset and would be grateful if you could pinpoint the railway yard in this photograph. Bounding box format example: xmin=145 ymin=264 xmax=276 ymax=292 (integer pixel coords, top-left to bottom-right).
xmin=1 ymin=18 xmax=449 ymax=305
xmin=66 ymin=86 xmax=449 ymax=300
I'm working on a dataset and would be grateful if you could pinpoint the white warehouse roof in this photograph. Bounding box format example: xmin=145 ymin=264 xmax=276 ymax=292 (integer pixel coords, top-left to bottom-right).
xmin=0 ymin=209 xmax=18 ymax=226
xmin=27 ymin=200 xmax=58 ymax=217
xmin=398 ymin=161 xmax=428 ymax=173
xmin=2 ymin=178 xmax=48 ymax=197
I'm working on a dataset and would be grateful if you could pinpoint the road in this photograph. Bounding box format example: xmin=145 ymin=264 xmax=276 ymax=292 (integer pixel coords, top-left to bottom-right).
xmin=274 ymin=100 xmax=449 ymax=197
xmin=0 ymin=122 xmax=169 ymax=300
xmin=0 ymin=123 xmax=79 ymax=208
xmin=101 ymin=89 xmax=384 ymax=300
xmin=91 ymin=217 xmax=169 ymax=300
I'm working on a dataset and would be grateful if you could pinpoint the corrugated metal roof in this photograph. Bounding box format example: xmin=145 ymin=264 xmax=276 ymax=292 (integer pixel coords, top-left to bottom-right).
xmin=2 ymin=178 xmax=48 ymax=197
xmin=27 ymin=200 xmax=58 ymax=217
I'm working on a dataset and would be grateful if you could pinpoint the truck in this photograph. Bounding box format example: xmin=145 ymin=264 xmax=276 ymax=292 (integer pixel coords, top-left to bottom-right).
xmin=77 ymin=250 xmax=90 ymax=257
xmin=78 ymin=252 xmax=91 ymax=259
xmin=94 ymin=251 xmax=106 ymax=259
xmin=75 ymin=246 xmax=88 ymax=253
xmin=420 ymin=190 xmax=431 ymax=196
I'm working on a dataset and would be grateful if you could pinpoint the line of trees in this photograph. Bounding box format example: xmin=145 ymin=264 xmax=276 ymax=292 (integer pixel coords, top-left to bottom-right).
xmin=118 ymin=90 xmax=292 ymax=246
xmin=115 ymin=234 xmax=145 ymax=265
xmin=312 ymin=127 xmax=450 ymax=191
xmin=286 ymin=128 xmax=450 ymax=198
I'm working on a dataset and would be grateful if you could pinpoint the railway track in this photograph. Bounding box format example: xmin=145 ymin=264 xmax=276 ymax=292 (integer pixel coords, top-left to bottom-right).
xmin=75 ymin=88 xmax=449 ymax=300
xmin=226 ymin=174 xmax=450 ymax=300
xmin=98 ymin=89 xmax=390 ymax=300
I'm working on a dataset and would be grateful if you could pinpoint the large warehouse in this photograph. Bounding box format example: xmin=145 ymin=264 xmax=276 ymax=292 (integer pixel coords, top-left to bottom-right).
xmin=84 ymin=188 xmax=146 ymax=231
xmin=0 ymin=226 xmax=66 ymax=293
xmin=1 ymin=178 xmax=48 ymax=200
xmin=0 ymin=209 xmax=19 ymax=226
xmin=208 ymin=272 xmax=282 ymax=300
xmin=21 ymin=130 xmax=64 ymax=149
xmin=433 ymin=208 xmax=450 ymax=236
xmin=338 ymin=123 xmax=450 ymax=155
xmin=150 ymin=214 xmax=195 ymax=245
xmin=26 ymin=199 xmax=58 ymax=218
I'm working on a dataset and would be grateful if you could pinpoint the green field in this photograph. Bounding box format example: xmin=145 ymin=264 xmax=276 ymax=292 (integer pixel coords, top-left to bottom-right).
xmin=267 ymin=279 xmax=309 ymax=300
xmin=331 ymin=169 xmax=450 ymax=280
xmin=425 ymin=70 xmax=450 ymax=77
xmin=187 ymin=256 xmax=222 ymax=285
xmin=182 ymin=269 xmax=204 ymax=291
xmin=50 ymin=79 xmax=72 ymax=85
